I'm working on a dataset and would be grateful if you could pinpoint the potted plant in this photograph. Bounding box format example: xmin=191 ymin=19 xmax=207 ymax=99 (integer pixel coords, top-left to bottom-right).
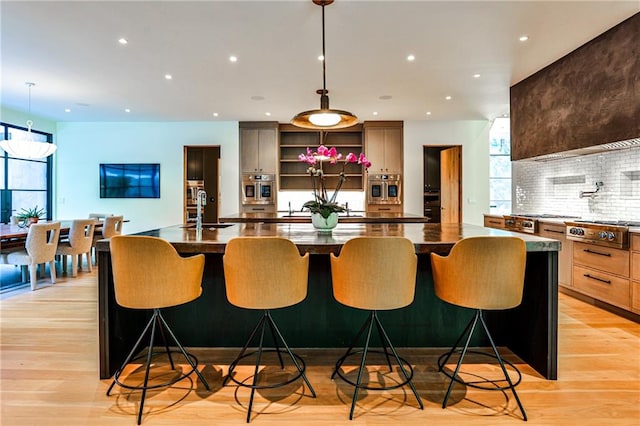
xmin=16 ymin=205 xmax=45 ymax=227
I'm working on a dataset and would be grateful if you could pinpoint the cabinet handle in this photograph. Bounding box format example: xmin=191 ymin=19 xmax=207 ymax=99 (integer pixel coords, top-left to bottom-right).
xmin=543 ymin=228 xmax=564 ymax=234
xmin=379 ymin=208 xmax=391 ymax=211
xmin=583 ymin=273 xmax=611 ymax=284
xmin=583 ymin=248 xmax=611 ymax=257
xmin=489 ymin=220 xmax=501 ymax=225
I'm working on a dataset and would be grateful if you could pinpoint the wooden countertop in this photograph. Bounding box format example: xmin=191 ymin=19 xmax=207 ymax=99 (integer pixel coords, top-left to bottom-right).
xmin=220 ymin=212 xmax=430 ymax=224
xmin=96 ymin=222 xmax=561 ymax=255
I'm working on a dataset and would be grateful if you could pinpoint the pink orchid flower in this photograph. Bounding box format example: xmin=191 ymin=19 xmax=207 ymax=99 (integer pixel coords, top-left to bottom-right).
xmin=345 ymin=152 xmax=357 ymax=163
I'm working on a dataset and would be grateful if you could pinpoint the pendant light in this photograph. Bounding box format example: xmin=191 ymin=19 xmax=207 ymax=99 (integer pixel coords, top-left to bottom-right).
xmin=0 ymin=82 xmax=57 ymax=159
xmin=291 ymin=0 xmax=358 ymax=130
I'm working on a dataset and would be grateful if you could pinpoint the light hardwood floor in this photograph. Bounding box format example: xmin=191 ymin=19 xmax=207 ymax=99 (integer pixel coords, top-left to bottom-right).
xmin=1 ymin=266 xmax=639 ymax=425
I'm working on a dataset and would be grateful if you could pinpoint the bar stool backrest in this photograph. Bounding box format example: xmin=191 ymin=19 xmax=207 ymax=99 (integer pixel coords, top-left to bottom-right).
xmin=330 ymin=237 xmax=417 ymax=311
xmin=110 ymin=235 xmax=204 ymax=309
xmin=430 ymin=236 xmax=526 ymax=310
xmin=223 ymin=237 xmax=309 ymax=310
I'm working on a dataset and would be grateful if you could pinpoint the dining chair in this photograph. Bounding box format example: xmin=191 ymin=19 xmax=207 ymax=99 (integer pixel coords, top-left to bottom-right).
xmin=0 ymin=222 xmax=61 ymax=290
xmin=92 ymin=215 xmax=123 ymax=264
xmin=56 ymin=219 xmax=96 ymax=277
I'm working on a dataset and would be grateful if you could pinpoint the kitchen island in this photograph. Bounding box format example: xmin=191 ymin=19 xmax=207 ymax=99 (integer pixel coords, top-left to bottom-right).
xmin=97 ymin=222 xmax=560 ymax=380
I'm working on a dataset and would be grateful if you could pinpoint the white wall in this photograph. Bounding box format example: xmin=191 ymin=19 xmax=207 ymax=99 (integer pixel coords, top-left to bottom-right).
xmin=55 ymin=122 xmax=238 ymax=234
xmin=404 ymin=120 xmax=491 ymax=225
xmin=13 ymin=117 xmax=491 ymax=232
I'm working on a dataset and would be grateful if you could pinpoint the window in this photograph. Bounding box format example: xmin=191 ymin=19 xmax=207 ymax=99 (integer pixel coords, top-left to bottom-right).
xmin=1 ymin=122 xmax=53 ymax=223
xmin=489 ymin=118 xmax=511 ymax=214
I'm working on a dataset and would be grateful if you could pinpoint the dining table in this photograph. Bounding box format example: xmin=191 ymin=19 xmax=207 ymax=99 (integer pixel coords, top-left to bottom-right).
xmin=0 ymin=220 xmax=104 ymax=251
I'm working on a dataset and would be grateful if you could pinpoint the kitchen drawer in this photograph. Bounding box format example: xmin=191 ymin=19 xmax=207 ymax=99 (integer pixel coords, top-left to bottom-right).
xmin=573 ymin=241 xmax=629 ymax=277
xmin=573 ymin=265 xmax=630 ymax=309
xmin=484 ymin=216 xmax=505 ymax=229
xmin=632 ymin=233 xmax=640 ymax=251
xmin=632 ymin=281 xmax=640 ymax=313
xmin=632 ymin=251 xmax=640 ymax=281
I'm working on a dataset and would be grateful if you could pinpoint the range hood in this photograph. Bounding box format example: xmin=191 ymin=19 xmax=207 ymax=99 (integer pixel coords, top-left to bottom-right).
xmin=524 ymin=137 xmax=640 ymax=162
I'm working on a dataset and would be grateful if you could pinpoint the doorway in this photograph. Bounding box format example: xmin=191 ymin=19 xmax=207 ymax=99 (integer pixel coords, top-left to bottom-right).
xmin=184 ymin=146 xmax=221 ymax=223
xmin=423 ymin=145 xmax=462 ymax=223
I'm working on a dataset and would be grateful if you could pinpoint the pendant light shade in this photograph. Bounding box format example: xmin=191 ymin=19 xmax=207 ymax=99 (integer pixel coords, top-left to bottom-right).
xmin=291 ymin=0 xmax=357 ymax=130
xmin=0 ymin=83 xmax=57 ymax=160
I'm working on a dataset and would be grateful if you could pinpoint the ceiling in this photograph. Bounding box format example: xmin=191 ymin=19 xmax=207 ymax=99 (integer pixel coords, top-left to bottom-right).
xmin=1 ymin=1 xmax=638 ymax=124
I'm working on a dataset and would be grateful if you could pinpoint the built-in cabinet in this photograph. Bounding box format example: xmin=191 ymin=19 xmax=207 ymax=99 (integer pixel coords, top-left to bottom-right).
xmin=364 ymin=121 xmax=403 ymax=173
xmin=572 ymin=241 xmax=630 ymax=310
xmin=278 ymin=123 xmax=364 ymax=191
xmin=631 ymin=233 xmax=640 ymax=314
xmin=239 ymin=122 xmax=278 ymax=174
xmin=538 ymin=221 xmax=572 ymax=288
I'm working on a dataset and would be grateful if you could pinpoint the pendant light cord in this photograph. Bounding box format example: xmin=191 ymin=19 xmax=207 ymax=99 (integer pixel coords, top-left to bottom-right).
xmin=26 ymin=82 xmax=35 ymax=132
xmin=321 ymin=3 xmax=327 ymax=94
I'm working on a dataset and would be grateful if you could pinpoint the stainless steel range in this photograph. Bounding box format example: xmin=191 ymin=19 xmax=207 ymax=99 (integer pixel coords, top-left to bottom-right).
xmin=565 ymin=220 xmax=640 ymax=249
xmin=504 ymin=214 xmax=579 ymax=234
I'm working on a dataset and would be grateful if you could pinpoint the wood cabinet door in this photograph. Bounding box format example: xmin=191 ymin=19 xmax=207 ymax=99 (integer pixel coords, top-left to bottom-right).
xmin=257 ymin=127 xmax=277 ymax=174
xmin=539 ymin=222 xmax=572 ymax=287
xmin=365 ymin=128 xmax=386 ymax=172
xmin=240 ymin=128 xmax=260 ymax=173
xmin=364 ymin=127 xmax=403 ymax=173
xmin=440 ymin=146 xmax=461 ymax=224
xmin=383 ymin=127 xmax=403 ymax=172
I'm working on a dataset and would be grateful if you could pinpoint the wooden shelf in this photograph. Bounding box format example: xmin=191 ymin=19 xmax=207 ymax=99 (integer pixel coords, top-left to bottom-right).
xmin=279 ymin=124 xmax=365 ymax=190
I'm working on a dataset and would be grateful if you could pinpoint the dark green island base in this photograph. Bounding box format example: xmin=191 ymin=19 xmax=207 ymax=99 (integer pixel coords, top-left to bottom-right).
xmin=97 ymin=222 xmax=560 ymax=380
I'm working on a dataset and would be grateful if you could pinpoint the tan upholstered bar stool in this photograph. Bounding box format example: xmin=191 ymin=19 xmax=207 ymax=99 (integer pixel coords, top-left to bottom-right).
xmin=431 ymin=236 xmax=527 ymax=421
xmin=56 ymin=219 xmax=95 ymax=277
xmin=107 ymin=235 xmax=210 ymax=425
xmin=223 ymin=237 xmax=316 ymax=423
xmin=330 ymin=237 xmax=423 ymax=420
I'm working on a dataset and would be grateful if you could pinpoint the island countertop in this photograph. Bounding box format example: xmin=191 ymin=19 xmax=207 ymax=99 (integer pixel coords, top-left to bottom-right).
xmin=219 ymin=211 xmax=430 ymax=224
xmin=96 ymin=222 xmax=561 ymax=255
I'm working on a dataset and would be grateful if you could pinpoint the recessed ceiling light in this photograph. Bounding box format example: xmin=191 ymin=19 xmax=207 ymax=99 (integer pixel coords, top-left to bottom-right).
xmin=379 ymin=95 xmax=392 ymax=100
xmin=519 ymin=35 xmax=529 ymax=42
xmin=251 ymin=95 xmax=265 ymax=101
xmin=124 ymin=108 xmax=131 ymax=113
xmin=64 ymin=108 xmax=71 ymax=113
xmin=445 ymin=96 xmax=452 ymax=100
xmin=407 ymin=54 xmax=415 ymax=61
xmin=373 ymin=111 xmax=378 ymax=116
xmin=318 ymin=55 xmax=324 ymax=61
xmin=213 ymin=112 xmax=219 ymax=117
xmin=265 ymin=112 xmax=271 ymax=116
xmin=164 ymin=74 xmax=172 ymax=80
xmin=426 ymin=111 xmax=432 ymax=116
xmin=473 ymin=73 xmax=481 ymax=78
xmin=229 ymin=55 xmax=238 ymax=62
xmin=118 ymin=38 xmax=128 ymax=45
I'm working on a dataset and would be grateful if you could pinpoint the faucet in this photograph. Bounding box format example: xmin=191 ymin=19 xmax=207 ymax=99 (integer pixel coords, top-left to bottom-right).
xmin=196 ymin=190 xmax=207 ymax=231
xmin=345 ymin=202 xmax=350 ymax=217
xmin=579 ymin=181 xmax=603 ymax=199
xmin=288 ymin=201 xmax=293 ymax=216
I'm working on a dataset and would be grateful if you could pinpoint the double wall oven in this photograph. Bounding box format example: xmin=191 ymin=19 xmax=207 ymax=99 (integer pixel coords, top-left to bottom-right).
xmin=367 ymin=173 xmax=401 ymax=205
xmin=241 ymin=173 xmax=275 ymax=206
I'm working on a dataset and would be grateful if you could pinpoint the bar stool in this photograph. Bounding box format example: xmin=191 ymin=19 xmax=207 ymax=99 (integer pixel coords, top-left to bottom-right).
xmin=430 ymin=236 xmax=527 ymax=421
xmin=222 ymin=237 xmax=315 ymax=423
xmin=107 ymin=235 xmax=210 ymax=425
xmin=330 ymin=237 xmax=423 ymax=419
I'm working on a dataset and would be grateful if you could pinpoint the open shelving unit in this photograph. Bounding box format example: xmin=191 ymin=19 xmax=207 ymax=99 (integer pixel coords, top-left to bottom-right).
xmin=279 ymin=124 xmax=365 ymax=190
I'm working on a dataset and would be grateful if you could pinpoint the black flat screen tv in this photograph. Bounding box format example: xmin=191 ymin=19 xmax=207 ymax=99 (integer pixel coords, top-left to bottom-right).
xmin=100 ymin=163 xmax=160 ymax=198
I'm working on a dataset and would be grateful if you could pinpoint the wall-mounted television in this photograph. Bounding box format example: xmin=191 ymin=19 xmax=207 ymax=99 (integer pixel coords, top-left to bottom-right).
xmin=100 ymin=163 xmax=160 ymax=198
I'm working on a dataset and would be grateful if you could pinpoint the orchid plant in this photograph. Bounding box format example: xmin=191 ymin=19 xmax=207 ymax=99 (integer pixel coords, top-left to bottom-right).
xmin=298 ymin=145 xmax=371 ymax=218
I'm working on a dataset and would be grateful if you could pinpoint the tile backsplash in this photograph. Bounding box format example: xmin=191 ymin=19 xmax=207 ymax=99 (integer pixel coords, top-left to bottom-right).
xmin=512 ymin=147 xmax=640 ymax=220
